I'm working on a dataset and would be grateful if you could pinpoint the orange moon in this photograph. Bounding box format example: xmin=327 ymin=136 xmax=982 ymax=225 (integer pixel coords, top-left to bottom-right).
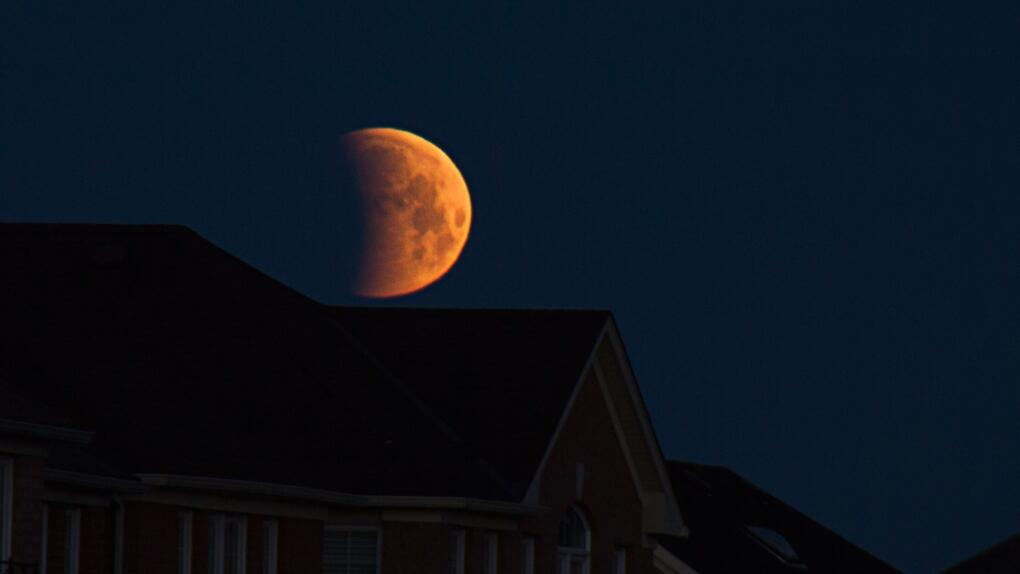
xmin=341 ymin=128 xmax=472 ymax=298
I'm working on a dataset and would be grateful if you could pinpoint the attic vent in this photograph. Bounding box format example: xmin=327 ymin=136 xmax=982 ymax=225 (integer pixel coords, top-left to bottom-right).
xmin=745 ymin=525 xmax=805 ymax=567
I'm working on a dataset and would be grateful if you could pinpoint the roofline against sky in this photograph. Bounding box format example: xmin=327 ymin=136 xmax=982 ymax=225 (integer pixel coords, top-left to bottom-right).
xmin=0 ymin=418 xmax=94 ymax=444
xmin=137 ymin=474 xmax=548 ymax=516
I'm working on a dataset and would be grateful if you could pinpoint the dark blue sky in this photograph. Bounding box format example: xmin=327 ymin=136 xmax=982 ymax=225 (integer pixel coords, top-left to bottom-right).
xmin=3 ymin=3 xmax=1018 ymax=571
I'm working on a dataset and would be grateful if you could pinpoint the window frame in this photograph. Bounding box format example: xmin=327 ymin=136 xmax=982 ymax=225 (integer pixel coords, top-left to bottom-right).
xmin=178 ymin=511 xmax=193 ymax=574
xmin=209 ymin=514 xmax=247 ymax=574
xmin=322 ymin=525 xmax=382 ymax=574
xmin=64 ymin=508 xmax=81 ymax=574
xmin=520 ymin=536 xmax=535 ymax=574
xmin=40 ymin=504 xmax=48 ymax=574
xmin=262 ymin=520 xmax=278 ymax=574
xmin=0 ymin=457 xmax=12 ymax=562
xmin=482 ymin=532 xmax=498 ymax=574
xmin=612 ymin=547 xmax=627 ymax=574
xmin=448 ymin=528 xmax=465 ymax=574
xmin=556 ymin=506 xmax=591 ymax=574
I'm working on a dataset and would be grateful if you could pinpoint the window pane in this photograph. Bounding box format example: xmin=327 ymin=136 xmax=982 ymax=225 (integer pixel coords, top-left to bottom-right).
xmin=557 ymin=508 xmax=587 ymax=549
xmin=324 ymin=529 xmax=378 ymax=574
xmin=223 ymin=522 xmax=238 ymax=574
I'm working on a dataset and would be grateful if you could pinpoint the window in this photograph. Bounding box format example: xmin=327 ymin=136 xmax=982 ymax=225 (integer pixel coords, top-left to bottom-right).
xmin=481 ymin=533 xmax=498 ymax=574
xmin=745 ymin=525 xmax=804 ymax=567
xmin=323 ymin=527 xmax=379 ymax=574
xmin=209 ymin=515 xmax=247 ymax=574
xmin=0 ymin=458 xmax=11 ymax=562
xmin=611 ymin=547 xmax=627 ymax=574
xmin=519 ymin=537 xmax=535 ymax=574
xmin=556 ymin=507 xmax=590 ymax=574
xmin=448 ymin=529 xmax=465 ymax=574
xmin=263 ymin=520 xmax=278 ymax=574
xmin=178 ymin=511 xmax=193 ymax=574
xmin=64 ymin=508 xmax=81 ymax=574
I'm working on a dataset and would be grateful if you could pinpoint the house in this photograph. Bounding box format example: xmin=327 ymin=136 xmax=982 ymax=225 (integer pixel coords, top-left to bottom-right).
xmin=0 ymin=223 xmax=686 ymax=574
xmin=653 ymin=461 xmax=900 ymax=574
xmin=0 ymin=223 xmax=897 ymax=574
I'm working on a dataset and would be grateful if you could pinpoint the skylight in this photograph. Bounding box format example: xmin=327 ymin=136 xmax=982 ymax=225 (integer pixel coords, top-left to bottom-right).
xmin=745 ymin=525 xmax=804 ymax=566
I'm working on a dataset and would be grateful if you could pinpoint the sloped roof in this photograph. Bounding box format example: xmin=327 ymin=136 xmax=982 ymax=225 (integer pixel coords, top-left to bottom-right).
xmin=943 ymin=534 xmax=1020 ymax=574
xmin=659 ymin=460 xmax=901 ymax=574
xmin=0 ymin=223 xmax=509 ymax=499
xmin=330 ymin=306 xmax=609 ymax=499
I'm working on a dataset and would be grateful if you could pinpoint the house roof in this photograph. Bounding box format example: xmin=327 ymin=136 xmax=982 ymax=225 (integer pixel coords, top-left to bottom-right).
xmin=0 ymin=223 xmax=511 ymax=500
xmin=659 ymin=460 xmax=901 ymax=574
xmin=329 ymin=306 xmax=610 ymax=499
xmin=942 ymin=534 xmax=1020 ymax=574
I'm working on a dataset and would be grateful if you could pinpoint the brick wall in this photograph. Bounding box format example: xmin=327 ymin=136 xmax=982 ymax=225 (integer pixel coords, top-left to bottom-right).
xmin=521 ymin=370 xmax=652 ymax=574
xmin=122 ymin=502 xmax=323 ymax=574
xmin=10 ymin=454 xmax=45 ymax=564
xmin=43 ymin=502 xmax=112 ymax=574
xmin=380 ymin=521 xmax=444 ymax=574
xmin=80 ymin=505 xmax=113 ymax=574
xmin=122 ymin=501 xmax=178 ymax=574
xmin=277 ymin=516 xmax=321 ymax=574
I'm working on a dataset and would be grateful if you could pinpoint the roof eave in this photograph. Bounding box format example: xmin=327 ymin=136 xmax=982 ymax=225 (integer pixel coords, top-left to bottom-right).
xmin=137 ymin=474 xmax=548 ymax=516
xmin=0 ymin=417 xmax=94 ymax=444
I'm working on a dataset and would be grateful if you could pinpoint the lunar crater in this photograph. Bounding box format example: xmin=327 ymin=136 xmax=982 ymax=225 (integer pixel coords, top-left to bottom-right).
xmin=342 ymin=128 xmax=471 ymax=298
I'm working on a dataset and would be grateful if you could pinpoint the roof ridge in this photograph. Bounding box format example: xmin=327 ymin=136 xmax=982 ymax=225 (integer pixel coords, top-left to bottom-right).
xmin=331 ymin=305 xmax=612 ymax=313
xmin=0 ymin=222 xmax=192 ymax=233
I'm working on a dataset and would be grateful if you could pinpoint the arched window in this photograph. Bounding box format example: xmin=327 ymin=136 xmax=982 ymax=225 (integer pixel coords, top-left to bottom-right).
xmin=557 ymin=506 xmax=590 ymax=574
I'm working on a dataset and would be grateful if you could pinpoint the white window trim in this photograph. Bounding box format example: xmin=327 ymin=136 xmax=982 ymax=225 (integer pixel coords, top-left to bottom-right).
xmin=40 ymin=504 xmax=48 ymax=574
xmin=323 ymin=526 xmax=382 ymax=574
xmin=178 ymin=511 xmax=193 ymax=574
xmin=262 ymin=520 xmax=278 ymax=574
xmin=613 ymin=547 xmax=627 ymax=574
xmin=113 ymin=500 xmax=124 ymax=574
xmin=0 ymin=458 xmax=12 ymax=562
xmin=450 ymin=528 xmax=465 ymax=574
xmin=65 ymin=508 xmax=81 ymax=574
xmin=556 ymin=507 xmax=591 ymax=574
xmin=520 ymin=537 xmax=535 ymax=574
xmin=483 ymin=532 xmax=498 ymax=574
xmin=209 ymin=514 xmax=247 ymax=574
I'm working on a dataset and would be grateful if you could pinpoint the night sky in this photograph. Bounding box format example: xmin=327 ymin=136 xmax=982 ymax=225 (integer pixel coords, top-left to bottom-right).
xmin=3 ymin=3 xmax=1019 ymax=571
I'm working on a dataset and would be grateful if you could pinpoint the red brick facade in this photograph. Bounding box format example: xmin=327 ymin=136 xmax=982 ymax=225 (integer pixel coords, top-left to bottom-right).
xmin=521 ymin=371 xmax=652 ymax=574
xmin=3 ymin=344 xmax=662 ymax=574
xmin=2 ymin=368 xmax=659 ymax=574
xmin=10 ymin=454 xmax=46 ymax=564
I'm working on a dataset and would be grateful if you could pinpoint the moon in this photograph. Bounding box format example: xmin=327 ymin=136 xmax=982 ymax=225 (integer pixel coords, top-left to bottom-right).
xmin=340 ymin=128 xmax=472 ymax=298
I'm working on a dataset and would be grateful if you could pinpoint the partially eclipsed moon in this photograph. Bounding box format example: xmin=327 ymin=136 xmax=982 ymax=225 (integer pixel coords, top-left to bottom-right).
xmin=341 ymin=128 xmax=472 ymax=298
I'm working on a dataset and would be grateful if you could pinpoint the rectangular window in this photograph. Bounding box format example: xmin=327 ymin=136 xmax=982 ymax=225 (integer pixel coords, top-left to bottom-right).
xmin=64 ymin=508 xmax=81 ymax=574
xmin=323 ymin=527 xmax=379 ymax=574
xmin=0 ymin=458 xmax=11 ymax=562
xmin=178 ymin=511 xmax=193 ymax=574
xmin=209 ymin=515 xmax=246 ymax=574
xmin=481 ymin=533 xmax=498 ymax=574
xmin=448 ymin=529 xmax=465 ymax=574
xmin=263 ymin=520 xmax=278 ymax=574
xmin=520 ymin=537 xmax=534 ymax=574
xmin=612 ymin=547 xmax=627 ymax=574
